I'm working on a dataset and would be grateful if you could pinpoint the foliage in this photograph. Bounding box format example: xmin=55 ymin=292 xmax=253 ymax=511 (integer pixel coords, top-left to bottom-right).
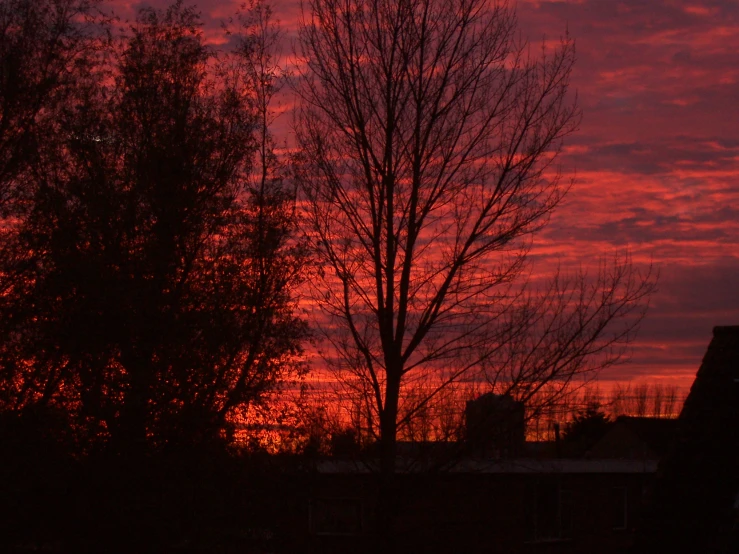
xmin=0 ymin=0 xmax=306 ymax=452
xmin=0 ymin=0 xmax=108 ymax=208
xmin=562 ymin=403 xmax=613 ymax=454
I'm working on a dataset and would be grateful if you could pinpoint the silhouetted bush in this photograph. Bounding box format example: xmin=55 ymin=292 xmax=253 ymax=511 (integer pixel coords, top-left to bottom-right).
xmin=562 ymin=403 xmax=613 ymax=456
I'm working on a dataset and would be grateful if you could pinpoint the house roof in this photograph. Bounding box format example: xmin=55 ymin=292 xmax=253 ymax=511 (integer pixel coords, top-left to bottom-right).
xmin=315 ymin=457 xmax=658 ymax=474
xmin=586 ymin=415 xmax=678 ymax=460
xmin=613 ymin=416 xmax=677 ymax=454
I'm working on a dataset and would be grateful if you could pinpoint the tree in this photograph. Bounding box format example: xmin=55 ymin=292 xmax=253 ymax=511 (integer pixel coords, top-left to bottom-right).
xmin=562 ymin=402 xmax=612 ymax=456
xmin=295 ymin=0 xmax=654 ymax=488
xmin=0 ymin=1 xmax=306 ymax=452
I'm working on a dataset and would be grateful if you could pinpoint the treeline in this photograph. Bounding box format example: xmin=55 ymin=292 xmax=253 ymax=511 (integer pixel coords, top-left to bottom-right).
xmin=528 ymin=382 xmax=687 ymax=441
xmin=300 ymin=380 xmax=686 ymax=452
xmin=574 ymin=382 xmax=686 ymax=419
xmin=0 ymin=0 xmax=658 ymax=459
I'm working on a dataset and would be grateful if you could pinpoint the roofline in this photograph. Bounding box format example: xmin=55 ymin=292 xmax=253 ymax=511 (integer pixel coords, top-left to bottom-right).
xmin=713 ymin=325 xmax=739 ymax=337
xmin=315 ymin=459 xmax=658 ymax=474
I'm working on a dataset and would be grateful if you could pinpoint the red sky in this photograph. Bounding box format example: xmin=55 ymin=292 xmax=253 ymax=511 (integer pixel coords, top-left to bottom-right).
xmin=115 ymin=0 xmax=739 ymax=391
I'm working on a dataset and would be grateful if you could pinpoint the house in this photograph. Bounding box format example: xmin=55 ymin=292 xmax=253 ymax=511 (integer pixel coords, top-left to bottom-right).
xmin=586 ymin=416 xmax=677 ymax=460
xmin=295 ymin=458 xmax=657 ymax=554
xmin=633 ymin=325 xmax=739 ymax=553
xmin=276 ymin=393 xmax=668 ymax=553
xmin=264 ymin=325 xmax=739 ymax=553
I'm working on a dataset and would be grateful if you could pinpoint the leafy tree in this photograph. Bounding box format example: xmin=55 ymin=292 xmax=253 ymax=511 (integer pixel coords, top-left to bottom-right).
xmin=0 ymin=1 xmax=306 ymax=452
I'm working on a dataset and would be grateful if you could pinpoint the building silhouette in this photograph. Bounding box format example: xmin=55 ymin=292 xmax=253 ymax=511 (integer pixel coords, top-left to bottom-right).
xmin=633 ymin=325 xmax=739 ymax=552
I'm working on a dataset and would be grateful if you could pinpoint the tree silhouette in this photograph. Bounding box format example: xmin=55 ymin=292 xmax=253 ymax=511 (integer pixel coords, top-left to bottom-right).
xmin=295 ymin=0 xmax=654 ymax=497
xmin=0 ymin=1 xmax=306 ymax=452
xmin=563 ymin=403 xmax=613 ymax=456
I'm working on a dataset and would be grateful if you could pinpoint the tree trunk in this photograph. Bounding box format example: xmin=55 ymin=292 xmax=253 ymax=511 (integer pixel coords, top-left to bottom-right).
xmin=378 ymin=370 xmax=400 ymax=552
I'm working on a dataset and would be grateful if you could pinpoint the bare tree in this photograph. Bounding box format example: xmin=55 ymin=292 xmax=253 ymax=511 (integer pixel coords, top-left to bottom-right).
xmin=605 ymin=382 xmax=682 ymax=419
xmin=633 ymin=383 xmax=649 ymax=417
xmin=662 ymin=384 xmax=678 ymax=418
xmin=294 ymin=0 xmax=654 ymax=494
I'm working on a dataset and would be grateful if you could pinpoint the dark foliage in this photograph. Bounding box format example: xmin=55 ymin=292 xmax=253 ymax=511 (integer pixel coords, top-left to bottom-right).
xmin=562 ymin=403 xmax=613 ymax=455
xmin=0 ymin=0 xmax=306 ymax=453
xmin=0 ymin=0 xmax=106 ymax=208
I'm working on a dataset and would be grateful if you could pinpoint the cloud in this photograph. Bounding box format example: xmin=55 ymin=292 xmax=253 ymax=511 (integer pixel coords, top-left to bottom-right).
xmin=508 ymin=1 xmax=739 ymax=387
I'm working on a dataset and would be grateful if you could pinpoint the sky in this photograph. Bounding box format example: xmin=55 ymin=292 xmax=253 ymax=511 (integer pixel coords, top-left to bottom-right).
xmin=113 ymin=0 xmax=739 ymax=391
xmin=514 ymin=0 xmax=739 ymax=389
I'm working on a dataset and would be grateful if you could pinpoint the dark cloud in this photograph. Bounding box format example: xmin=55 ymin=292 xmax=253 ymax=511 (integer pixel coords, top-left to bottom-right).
xmin=629 ymin=256 xmax=739 ymax=370
xmin=562 ymin=137 xmax=739 ymax=175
